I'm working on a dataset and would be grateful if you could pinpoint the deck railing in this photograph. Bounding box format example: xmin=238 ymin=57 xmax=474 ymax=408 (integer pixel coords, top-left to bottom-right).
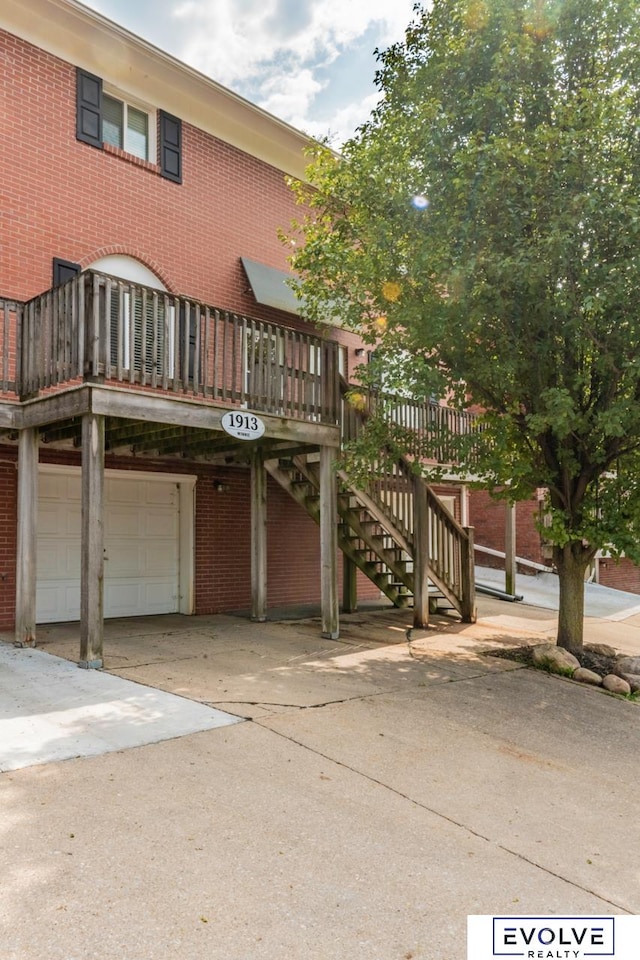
xmin=0 ymin=297 xmax=21 ymax=395
xmin=5 ymin=274 xmax=480 ymax=465
xmin=17 ymin=272 xmax=340 ymax=424
xmin=341 ymin=384 xmax=482 ymax=464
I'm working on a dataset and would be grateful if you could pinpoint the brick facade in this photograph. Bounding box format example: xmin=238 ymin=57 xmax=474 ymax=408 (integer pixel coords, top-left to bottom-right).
xmin=0 ymin=454 xmax=18 ymax=629
xmin=0 ymin=442 xmax=382 ymax=631
xmin=468 ymin=490 xmax=546 ymax=572
xmin=0 ymin=23 xmax=384 ymax=631
xmin=0 ymin=29 xmax=364 ymax=372
xmin=596 ymin=558 xmax=640 ymax=595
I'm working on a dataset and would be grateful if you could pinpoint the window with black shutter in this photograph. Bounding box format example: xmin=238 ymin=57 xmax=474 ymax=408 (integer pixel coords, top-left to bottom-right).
xmin=76 ymin=68 xmax=181 ymax=181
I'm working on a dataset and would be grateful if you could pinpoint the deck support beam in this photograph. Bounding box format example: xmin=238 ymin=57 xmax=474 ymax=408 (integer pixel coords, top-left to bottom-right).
xmin=413 ymin=476 xmax=430 ymax=629
xmin=320 ymin=446 xmax=339 ymax=639
xmin=15 ymin=427 xmax=39 ymax=647
xmin=505 ymin=501 xmax=517 ymax=597
xmin=461 ymin=526 xmax=477 ymax=623
xmin=342 ymin=555 xmax=358 ymax=614
xmin=79 ymin=412 xmax=105 ymax=668
xmin=250 ymin=451 xmax=267 ymax=622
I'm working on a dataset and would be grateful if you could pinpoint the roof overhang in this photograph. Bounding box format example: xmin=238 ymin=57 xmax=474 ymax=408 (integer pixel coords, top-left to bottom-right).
xmin=1 ymin=0 xmax=313 ymax=179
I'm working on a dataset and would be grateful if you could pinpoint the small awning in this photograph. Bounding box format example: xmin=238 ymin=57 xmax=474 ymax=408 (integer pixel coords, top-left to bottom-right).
xmin=241 ymin=257 xmax=302 ymax=316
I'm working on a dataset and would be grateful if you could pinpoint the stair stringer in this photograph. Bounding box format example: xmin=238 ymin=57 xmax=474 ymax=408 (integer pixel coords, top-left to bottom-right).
xmin=264 ymin=456 xmax=413 ymax=607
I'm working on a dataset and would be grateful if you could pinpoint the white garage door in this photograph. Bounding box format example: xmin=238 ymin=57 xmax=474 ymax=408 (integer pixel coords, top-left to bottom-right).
xmin=37 ymin=470 xmax=181 ymax=623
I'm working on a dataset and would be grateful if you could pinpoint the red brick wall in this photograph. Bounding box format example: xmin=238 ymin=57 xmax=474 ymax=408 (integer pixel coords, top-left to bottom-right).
xmin=597 ymin=558 xmax=640 ymax=595
xmin=0 ymin=451 xmax=18 ymax=629
xmin=469 ymin=490 xmax=545 ymax=571
xmin=195 ymin=472 xmax=379 ymax=612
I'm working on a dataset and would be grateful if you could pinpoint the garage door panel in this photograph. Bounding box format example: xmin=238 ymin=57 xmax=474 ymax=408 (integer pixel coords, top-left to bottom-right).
xmin=105 ymin=543 xmax=146 ymax=579
xmin=38 ymin=501 xmax=81 ymax=537
xmin=106 ymin=539 xmax=177 ymax=576
xmin=143 ymin=482 xmax=178 ymax=506
xmin=106 ymin=579 xmax=177 ymax=617
xmin=107 ymin=506 xmax=146 ymax=538
xmin=143 ymin=581 xmax=178 ymax=611
xmin=36 ymin=582 xmax=80 ymax=623
xmin=141 ymin=541 xmax=179 ymax=577
xmin=140 ymin=510 xmax=179 ymax=538
xmin=40 ymin=474 xmax=81 ymax=501
xmin=107 ymin=507 xmax=178 ymax=540
xmin=38 ymin=541 xmax=81 ymax=580
xmin=106 ymin=478 xmax=144 ymax=503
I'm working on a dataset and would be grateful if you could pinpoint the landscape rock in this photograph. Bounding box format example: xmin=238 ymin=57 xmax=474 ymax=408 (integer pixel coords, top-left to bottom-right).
xmin=614 ymin=672 xmax=640 ymax=693
xmin=572 ymin=667 xmax=602 ymax=686
xmin=602 ymin=675 xmax=632 ymax=696
xmin=585 ymin=643 xmax=617 ymax=658
xmin=615 ymin=656 xmax=640 ymax=677
xmin=531 ymin=644 xmax=580 ymax=674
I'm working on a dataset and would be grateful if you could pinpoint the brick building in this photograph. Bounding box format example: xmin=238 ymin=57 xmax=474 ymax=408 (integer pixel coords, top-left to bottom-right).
xmin=1 ymin=0 xmax=476 ymax=665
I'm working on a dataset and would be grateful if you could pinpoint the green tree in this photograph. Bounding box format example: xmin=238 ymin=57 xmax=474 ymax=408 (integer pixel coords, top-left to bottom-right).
xmin=290 ymin=0 xmax=640 ymax=651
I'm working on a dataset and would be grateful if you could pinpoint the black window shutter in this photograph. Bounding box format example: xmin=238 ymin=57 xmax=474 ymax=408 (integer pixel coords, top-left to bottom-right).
xmin=76 ymin=68 xmax=103 ymax=148
xmin=53 ymin=258 xmax=81 ymax=287
xmin=159 ymin=111 xmax=182 ymax=183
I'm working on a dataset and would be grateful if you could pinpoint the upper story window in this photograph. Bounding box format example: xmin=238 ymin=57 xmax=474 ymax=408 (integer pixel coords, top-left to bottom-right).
xmin=102 ymin=92 xmax=151 ymax=161
xmin=76 ymin=68 xmax=182 ymax=183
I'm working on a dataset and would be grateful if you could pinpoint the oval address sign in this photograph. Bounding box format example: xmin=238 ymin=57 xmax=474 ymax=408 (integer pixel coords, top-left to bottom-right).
xmin=221 ymin=411 xmax=266 ymax=441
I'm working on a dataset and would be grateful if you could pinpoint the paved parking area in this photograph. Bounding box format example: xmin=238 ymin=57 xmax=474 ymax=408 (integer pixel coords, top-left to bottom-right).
xmin=1 ymin=600 xmax=639 ymax=960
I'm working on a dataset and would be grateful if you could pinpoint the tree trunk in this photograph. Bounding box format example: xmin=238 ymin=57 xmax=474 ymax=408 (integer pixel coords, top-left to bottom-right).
xmin=554 ymin=542 xmax=592 ymax=652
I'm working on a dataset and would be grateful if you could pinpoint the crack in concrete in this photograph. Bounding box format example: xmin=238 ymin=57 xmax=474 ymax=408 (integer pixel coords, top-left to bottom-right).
xmin=104 ymin=655 xmax=203 ymax=671
xmin=204 ymin=691 xmax=389 ymax=712
xmin=255 ymin=721 xmax=635 ymax=916
xmin=205 ymin=669 xmax=524 ymax=714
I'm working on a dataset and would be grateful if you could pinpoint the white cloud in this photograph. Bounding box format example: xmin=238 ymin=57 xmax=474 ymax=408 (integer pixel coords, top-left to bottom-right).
xmin=83 ymin=0 xmax=421 ymax=142
xmin=312 ymin=91 xmax=383 ymax=146
xmin=258 ymin=68 xmax=326 ymax=128
xmin=173 ymin=0 xmax=416 ymax=85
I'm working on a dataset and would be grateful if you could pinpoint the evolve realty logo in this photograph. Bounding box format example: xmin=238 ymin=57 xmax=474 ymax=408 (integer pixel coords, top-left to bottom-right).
xmin=467 ymin=917 xmax=638 ymax=960
xmin=493 ymin=917 xmax=613 ymax=957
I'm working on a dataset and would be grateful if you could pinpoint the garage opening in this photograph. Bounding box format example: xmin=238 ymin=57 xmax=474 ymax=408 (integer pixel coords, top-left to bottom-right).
xmin=36 ymin=466 xmax=195 ymax=623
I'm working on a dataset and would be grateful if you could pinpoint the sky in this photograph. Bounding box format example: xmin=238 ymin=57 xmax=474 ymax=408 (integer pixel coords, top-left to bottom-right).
xmin=82 ymin=0 xmax=423 ymax=145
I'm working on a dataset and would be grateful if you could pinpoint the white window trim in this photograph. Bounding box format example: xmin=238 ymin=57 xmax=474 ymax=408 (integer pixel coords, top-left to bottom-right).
xmin=102 ymin=84 xmax=157 ymax=162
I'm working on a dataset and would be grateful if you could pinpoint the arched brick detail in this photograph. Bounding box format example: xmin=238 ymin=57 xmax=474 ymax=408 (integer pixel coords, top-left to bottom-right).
xmin=79 ymin=246 xmax=178 ymax=293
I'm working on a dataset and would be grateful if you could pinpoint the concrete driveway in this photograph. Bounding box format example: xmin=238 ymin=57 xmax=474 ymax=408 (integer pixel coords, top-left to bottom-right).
xmin=1 ymin=601 xmax=639 ymax=960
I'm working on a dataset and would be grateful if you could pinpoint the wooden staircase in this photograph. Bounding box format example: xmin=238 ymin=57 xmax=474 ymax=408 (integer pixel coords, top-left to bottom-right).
xmin=265 ymin=451 xmax=476 ymax=622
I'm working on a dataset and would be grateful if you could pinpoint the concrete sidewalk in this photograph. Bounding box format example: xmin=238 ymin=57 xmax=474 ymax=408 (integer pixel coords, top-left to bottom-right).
xmin=0 ymin=643 xmax=239 ymax=772
xmin=1 ymin=601 xmax=639 ymax=960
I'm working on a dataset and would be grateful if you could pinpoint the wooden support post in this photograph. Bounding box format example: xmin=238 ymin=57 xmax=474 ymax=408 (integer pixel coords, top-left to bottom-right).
xmin=413 ymin=475 xmax=429 ymax=629
xmin=505 ymin=501 xmax=517 ymax=597
xmin=250 ymin=451 xmax=267 ymax=622
xmin=460 ymin=484 xmax=469 ymax=528
xmin=461 ymin=525 xmax=477 ymax=623
xmin=320 ymin=445 xmax=339 ymax=639
xmin=79 ymin=412 xmax=105 ymax=668
xmin=342 ymin=555 xmax=358 ymax=614
xmin=15 ymin=427 xmax=38 ymax=647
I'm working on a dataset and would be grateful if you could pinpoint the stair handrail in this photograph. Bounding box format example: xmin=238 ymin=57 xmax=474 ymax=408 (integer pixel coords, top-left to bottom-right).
xmin=339 ymin=378 xmax=476 ymax=620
